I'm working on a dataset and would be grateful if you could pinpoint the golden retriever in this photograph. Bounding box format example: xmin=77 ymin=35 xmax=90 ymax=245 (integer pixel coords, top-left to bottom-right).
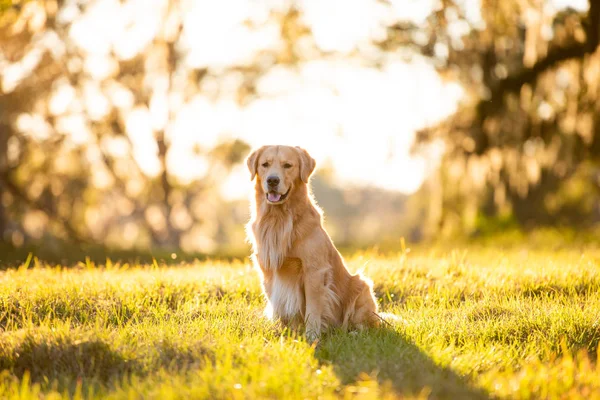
xmin=245 ymin=145 xmax=380 ymax=340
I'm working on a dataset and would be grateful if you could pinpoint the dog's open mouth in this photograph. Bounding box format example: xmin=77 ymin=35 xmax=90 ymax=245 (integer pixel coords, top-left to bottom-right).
xmin=266 ymin=188 xmax=290 ymax=204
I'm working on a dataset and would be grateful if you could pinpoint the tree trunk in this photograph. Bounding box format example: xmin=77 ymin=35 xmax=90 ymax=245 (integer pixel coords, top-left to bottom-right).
xmin=0 ymin=124 xmax=9 ymax=243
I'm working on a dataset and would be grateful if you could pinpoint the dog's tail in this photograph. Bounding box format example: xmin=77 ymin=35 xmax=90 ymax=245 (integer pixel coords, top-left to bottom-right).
xmin=374 ymin=312 xmax=406 ymax=328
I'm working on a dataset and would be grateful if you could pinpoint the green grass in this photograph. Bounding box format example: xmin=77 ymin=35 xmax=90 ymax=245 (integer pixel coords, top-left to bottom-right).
xmin=1 ymin=244 xmax=600 ymax=399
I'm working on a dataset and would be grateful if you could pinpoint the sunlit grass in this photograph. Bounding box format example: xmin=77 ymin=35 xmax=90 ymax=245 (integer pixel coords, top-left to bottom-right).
xmin=1 ymin=244 xmax=600 ymax=399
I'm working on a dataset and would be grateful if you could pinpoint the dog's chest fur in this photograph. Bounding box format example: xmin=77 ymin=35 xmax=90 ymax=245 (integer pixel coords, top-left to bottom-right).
xmin=252 ymin=208 xmax=305 ymax=322
xmin=253 ymin=208 xmax=294 ymax=270
xmin=267 ymin=258 xmax=305 ymax=322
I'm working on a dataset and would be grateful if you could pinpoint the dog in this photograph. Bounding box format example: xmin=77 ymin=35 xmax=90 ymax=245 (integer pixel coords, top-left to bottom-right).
xmin=245 ymin=145 xmax=380 ymax=341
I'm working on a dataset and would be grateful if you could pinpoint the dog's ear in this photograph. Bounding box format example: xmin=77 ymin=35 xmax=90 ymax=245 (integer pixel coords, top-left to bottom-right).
xmin=295 ymin=146 xmax=316 ymax=183
xmin=246 ymin=146 xmax=265 ymax=180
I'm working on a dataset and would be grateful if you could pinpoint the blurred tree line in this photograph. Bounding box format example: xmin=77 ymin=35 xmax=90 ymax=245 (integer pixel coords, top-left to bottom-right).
xmin=0 ymin=0 xmax=253 ymax=254
xmin=0 ymin=0 xmax=413 ymax=255
xmin=0 ymin=0 xmax=598 ymax=256
xmin=409 ymin=0 xmax=600 ymax=235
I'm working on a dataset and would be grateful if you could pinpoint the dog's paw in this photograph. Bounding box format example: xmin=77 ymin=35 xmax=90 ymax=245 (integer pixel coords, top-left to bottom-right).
xmin=305 ymin=330 xmax=321 ymax=345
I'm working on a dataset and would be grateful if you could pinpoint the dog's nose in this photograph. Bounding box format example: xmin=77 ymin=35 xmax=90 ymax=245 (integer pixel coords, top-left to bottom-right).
xmin=267 ymin=176 xmax=280 ymax=187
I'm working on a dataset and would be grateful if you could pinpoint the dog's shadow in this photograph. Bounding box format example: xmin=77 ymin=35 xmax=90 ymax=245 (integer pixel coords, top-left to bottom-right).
xmin=315 ymin=325 xmax=490 ymax=399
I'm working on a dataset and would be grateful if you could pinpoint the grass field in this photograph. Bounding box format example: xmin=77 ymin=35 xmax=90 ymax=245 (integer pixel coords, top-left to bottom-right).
xmin=1 ymin=242 xmax=600 ymax=399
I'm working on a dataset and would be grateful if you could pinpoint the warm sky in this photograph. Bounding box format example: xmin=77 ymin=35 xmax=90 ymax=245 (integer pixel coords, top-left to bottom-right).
xmin=9 ymin=0 xmax=588 ymax=200
xmin=68 ymin=0 xmax=463 ymax=198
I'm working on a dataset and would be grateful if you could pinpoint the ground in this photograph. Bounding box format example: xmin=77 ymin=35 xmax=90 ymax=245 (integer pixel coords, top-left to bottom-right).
xmin=1 ymin=241 xmax=600 ymax=399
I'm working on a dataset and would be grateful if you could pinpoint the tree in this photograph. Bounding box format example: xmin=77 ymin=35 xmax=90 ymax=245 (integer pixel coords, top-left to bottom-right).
xmin=4 ymin=0 xmax=596 ymax=250
xmin=0 ymin=1 xmax=253 ymax=251
xmin=406 ymin=0 xmax=600 ymax=233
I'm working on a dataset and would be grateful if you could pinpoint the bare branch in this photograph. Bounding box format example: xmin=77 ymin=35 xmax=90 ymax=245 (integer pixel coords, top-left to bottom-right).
xmin=478 ymin=0 xmax=600 ymax=118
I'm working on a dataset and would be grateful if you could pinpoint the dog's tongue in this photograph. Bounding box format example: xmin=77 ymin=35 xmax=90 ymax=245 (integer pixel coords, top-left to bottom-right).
xmin=268 ymin=192 xmax=282 ymax=202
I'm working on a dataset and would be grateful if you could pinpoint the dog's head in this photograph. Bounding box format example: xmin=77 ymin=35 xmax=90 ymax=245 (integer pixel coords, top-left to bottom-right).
xmin=246 ymin=145 xmax=316 ymax=205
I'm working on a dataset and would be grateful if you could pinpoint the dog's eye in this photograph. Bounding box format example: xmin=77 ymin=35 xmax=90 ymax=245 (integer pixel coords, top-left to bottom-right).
xmin=283 ymin=163 xmax=292 ymax=169
xmin=261 ymin=162 xmax=269 ymax=168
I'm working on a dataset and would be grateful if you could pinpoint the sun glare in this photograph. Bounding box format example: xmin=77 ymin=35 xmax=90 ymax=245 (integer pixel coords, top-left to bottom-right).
xmin=159 ymin=0 xmax=462 ymax=197
xmin=12 ymin=0 xmax=527 ymax=200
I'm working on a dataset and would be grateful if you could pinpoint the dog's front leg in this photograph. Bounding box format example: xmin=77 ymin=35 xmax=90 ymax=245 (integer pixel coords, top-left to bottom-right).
xmin=303 ymin=267 xmax=326 ymax=343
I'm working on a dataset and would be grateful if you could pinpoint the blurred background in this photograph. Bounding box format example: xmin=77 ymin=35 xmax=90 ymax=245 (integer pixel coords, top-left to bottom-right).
xmin=0 ymin=0 xmax=598 ymax=261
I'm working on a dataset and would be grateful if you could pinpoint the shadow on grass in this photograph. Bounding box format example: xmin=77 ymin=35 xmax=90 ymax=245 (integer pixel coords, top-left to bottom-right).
xmin=317 ymin=326 xmax=490 ymax=399
xmin=0 ymin=332 xmax=215 ymax=396
xmin=0 ymin=242 xmax=249 ymax=269
xmin=0 ymin=336 xmax=135 ymax=384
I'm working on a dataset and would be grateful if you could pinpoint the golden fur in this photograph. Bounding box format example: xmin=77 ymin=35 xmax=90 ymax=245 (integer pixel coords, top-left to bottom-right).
xmin=245 ymin=145 xmax=380 ymax=340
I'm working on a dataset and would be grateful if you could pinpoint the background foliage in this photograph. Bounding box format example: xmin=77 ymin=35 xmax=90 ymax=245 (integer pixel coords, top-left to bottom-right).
xmin=0 ymin=0 xmax=599 ymax=256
